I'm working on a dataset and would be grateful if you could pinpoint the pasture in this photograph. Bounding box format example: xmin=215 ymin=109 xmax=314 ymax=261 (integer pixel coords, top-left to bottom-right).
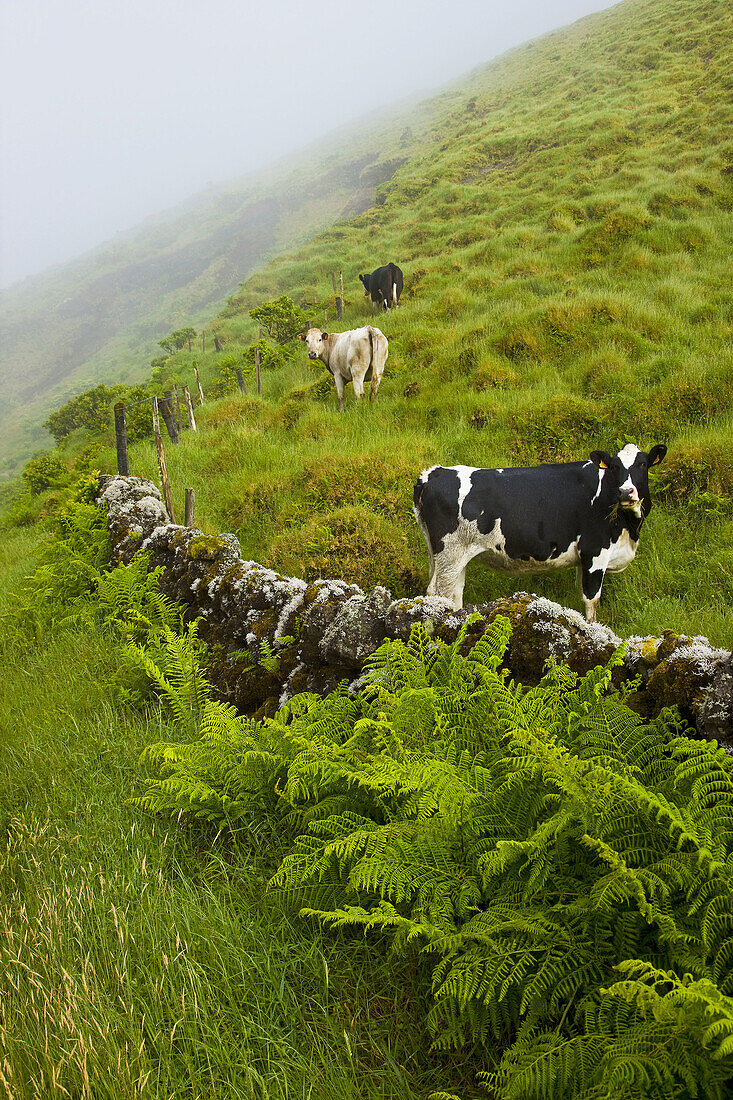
xmin=2 ymin=0 xmax=733 ymax=1095
xmin=38 ymin=0 xmax=731 ymax=644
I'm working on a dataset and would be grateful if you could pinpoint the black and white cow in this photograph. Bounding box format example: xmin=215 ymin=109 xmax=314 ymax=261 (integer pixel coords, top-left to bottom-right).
xmin=358 ymin=263 xmax=403 ymax=310
xmin=413 ymin=443 xmax=667 ymax=621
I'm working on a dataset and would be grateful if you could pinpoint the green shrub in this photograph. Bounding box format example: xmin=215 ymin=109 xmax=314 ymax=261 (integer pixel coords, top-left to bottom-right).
xmin=248 ymin=296 xmax=310 ymax=343
xmin=22 ymin=453 xmax=68 ymax=495
xmin=210 ymin=354 xmax=241 ymax=397
xmin=510 ymin=395 xmax=609 ymax=462
xmin=43 ymin=384 xmax=122 ymax=444
xmin=267 ymin=505 xmax=421 ymax=595
xmin=244 ymin=338 xmax=294 ymax=373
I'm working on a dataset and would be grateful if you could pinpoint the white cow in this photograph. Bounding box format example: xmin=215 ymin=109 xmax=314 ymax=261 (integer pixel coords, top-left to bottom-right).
xmin=300 ymin=326 xmax=388 ymax=411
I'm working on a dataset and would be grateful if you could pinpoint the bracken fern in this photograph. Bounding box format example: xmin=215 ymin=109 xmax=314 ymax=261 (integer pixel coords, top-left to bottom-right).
xmin=137 ymin=617 xmax=733 ymax=1097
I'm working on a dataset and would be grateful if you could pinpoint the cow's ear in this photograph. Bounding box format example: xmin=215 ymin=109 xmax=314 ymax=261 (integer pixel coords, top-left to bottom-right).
xmin=590 ymin=450 xmax=612 ymax=469
xmin=298 ymin=332 xmax=306 ymax=340
xmin=321 ymin=331 xmax=328 ymax=339
xmin=648 ymin=444 xmax=667 ymax=466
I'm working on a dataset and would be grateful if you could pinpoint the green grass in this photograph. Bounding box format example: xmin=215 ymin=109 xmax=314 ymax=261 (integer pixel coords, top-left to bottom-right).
xmin=0 ymin=531 xmax=465 ymax=1098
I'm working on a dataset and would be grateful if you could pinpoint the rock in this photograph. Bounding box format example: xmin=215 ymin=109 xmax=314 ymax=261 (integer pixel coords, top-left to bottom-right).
xmin=298 ymin=579 xmax=364 ymax=666
xmin=97 ymin=475 xmax=169 ymax=564
xmin=385 ymin=595 xmax=464 ymax=641
xmin=697 ymin=654 xmax=733 ymax=749
xmin=320 ymin=585 xmax=393 ymax=668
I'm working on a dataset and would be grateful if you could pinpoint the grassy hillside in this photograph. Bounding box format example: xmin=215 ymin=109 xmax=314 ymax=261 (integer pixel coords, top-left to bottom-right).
xmin=0 ymin=524 xmax=455 ymax=1100
xmin=3 ymin=3 xmax=733 ymax=1096
xmin=64 ymin=0 xmax=731 ymax=645
xmin=0 ymin=108 xmax=420 ymax=472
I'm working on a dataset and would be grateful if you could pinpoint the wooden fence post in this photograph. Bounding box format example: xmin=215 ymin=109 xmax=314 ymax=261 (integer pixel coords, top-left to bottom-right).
xmin=173 ymin=384 xmax=182 ymax=430
xmin=332 ymin=272 xmax=342 ymax=321
xmin=340 ymin=269 xmax=344 ymax=314
xmin=161 ymin=393 xmax=180 ymax=444
xmin=183 ymin=385 xmax=197 ymax=431
xmin=235 ymin=368 xmax=246 ymax=394
xmin=193 ymin=362 xmax=205 ymax=405
xmin=201 ymin=331 xmax=206 ymax=353
xmin=114 ymin=402 xmax=129 ymax=476
xmin=184 ymin=488 xmax=195 ymax=528
xmin=152 ymin=397 xmax=176 ymax=523
xmin=255 ymin=348 xmax=261 ymax=395
xmin=324 ymin=309 xmax=328 ymax=329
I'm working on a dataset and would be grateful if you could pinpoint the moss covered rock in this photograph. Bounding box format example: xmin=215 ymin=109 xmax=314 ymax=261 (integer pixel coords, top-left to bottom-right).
xmin=97 ymin=475 xmax=169 ymax=564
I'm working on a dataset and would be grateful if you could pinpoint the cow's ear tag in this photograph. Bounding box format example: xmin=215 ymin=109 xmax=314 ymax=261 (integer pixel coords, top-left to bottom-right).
xmin=298 ymin=333 xmax=305 ymax=340
xmin=599 ymin=460 xmax=608 ymax=469
xmin=322 ymin=332 xmax=328 ymax=339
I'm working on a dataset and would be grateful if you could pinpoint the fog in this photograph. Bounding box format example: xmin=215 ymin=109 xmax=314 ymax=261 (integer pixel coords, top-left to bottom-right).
xmin=0 ymin=0 xmax=616 ymax=289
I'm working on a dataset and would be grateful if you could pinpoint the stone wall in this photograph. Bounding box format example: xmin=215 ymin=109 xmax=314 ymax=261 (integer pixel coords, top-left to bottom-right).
xmin=98 ymin=474 xmax=733 ymax=745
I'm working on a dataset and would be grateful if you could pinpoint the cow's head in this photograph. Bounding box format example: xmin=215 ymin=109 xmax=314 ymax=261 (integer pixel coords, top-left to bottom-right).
xmin=299 ymin=328 xmax=328 ymax=360
xmin=590 ymin=443 xmax=667 ymax=518
xmin=358 ymin=274 xmax=371 ymax=297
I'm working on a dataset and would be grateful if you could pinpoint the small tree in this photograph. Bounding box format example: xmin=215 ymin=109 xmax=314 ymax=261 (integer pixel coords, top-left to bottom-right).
xmin=121 ymin=385 xmax=155 ymax=443
xmin=158 ymin=327 xmax=197 ymax=355
xmin=44 ymin=384 xmax=124 ymax=444
xmin=248 ymin=296 xmax=309 ymax=344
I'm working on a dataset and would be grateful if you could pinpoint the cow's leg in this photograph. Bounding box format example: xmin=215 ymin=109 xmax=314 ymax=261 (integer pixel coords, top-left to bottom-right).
xmin=414 ymin=510 xmax=436 ymax=589
xmin=352 ymin=374 xmax=365 ymax=400
xmin=579 ymin=550 xmax=608 ymax=622
xmin=334 ymin=373 xmax=345 ymax=412
xmin=428 ymin=548 xmax=468 ymax=610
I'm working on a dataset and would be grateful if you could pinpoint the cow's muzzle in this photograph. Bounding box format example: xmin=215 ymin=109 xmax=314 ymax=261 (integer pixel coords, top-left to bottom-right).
xmin=308 ymin=352 xmax=318 ymax=359
xmin=620 ymin=492 xmax=642 ymax=516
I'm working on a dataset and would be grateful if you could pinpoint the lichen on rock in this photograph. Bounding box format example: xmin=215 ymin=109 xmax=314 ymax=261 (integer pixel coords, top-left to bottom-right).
xmin=97 ymin=475 xmax=170 ymax=564
xmin=319 ymin=585 xmax=393 ymax=668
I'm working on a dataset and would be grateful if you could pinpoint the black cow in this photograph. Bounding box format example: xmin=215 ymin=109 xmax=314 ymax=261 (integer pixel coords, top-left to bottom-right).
xmin=413 ymin=443 xmax=667 ymax=621
xmin=358 ymin=263 xmax=403 ymax=310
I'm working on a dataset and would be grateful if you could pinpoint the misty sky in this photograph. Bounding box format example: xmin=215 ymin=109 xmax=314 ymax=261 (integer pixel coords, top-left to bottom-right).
xmin=0 ymin=0 xmax=617 ymax=289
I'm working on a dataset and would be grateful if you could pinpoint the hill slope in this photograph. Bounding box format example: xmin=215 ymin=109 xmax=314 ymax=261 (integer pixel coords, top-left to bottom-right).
xmin=48 ymin=0 xmax=733 ymax=644
xmin=0 ymin=107 xmax=420 ymax=471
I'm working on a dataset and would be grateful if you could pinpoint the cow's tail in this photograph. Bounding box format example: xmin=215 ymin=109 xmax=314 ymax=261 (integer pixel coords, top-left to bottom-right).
xmin=368 ymin=327 xmax=378 ymax=400
xmin=388 ymin=261 xmax=400 ymax=308
xmin=367 ymin=326 xmax=387 ymax=401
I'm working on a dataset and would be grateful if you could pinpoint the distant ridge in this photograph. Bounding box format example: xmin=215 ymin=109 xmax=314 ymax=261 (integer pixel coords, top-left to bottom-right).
xmin=0 ymin=106 xmax=422 ymax=470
